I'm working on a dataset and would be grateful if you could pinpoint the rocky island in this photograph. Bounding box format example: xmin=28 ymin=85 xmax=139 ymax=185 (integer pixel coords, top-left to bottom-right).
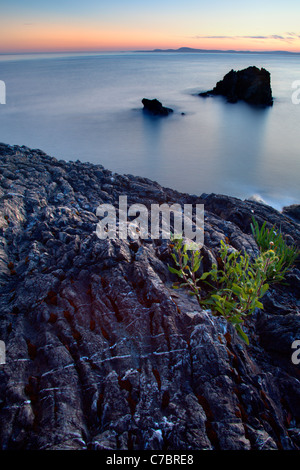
xmin=142 ymin=98 xmax=173 ymax=116
xmin=200 ymin=66 xmax=273 ymax=106
xmin=0 ymin=143 xmax=299 ymax=451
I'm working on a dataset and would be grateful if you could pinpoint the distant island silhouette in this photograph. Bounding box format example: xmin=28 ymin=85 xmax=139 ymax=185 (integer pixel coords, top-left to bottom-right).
xmin=135 ymin=46 xmax=300 ymax=55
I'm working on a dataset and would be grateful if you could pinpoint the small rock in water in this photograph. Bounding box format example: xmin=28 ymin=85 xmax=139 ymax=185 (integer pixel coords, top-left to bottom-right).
xmin=142 ymin=98 xmax=173 ymax=116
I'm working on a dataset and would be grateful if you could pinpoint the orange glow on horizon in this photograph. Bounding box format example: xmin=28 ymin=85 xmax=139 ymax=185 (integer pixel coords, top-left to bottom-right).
xmin=1 ymin=23 xmax=300 ymax=53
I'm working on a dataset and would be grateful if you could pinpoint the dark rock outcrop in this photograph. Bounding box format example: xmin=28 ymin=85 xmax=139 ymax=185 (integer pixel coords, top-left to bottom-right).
xmin=0 ymin=143 xmax=299 ymax=451
xmin=282 ymin=204 xmax=300 ymax=224
xmin=200 ymin=66 xmax=273 ymax=106
xmin=142 ymin=98 xmax=173 ymax=116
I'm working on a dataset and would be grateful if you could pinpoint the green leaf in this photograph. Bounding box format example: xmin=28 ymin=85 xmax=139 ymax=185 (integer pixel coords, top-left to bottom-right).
xmin=214 ymin=306 xmax=225 ymax=315
xmin=182 ymin=255 xmax=188 ymax=268
xmin=254 ymin=300 xmax=264 ymax=310
xmin=211 ymin=294 xmax=222 ymax=301
xmin=259 ymin=283 xmax=269 ymax=297
xmin=192 ymin=258 xmax=201 ymax=273
xmin=231 ymin=283 xmax=243 ymax=295
xmin=229 ymin=314 xmax=244 ymax=324
xmin=235 ymin=324 xmax=249 ymax=345
xmin=171 ymin=253 xmax=178 ymax=264
xmin=199 ymin=271 xmax=211 ymax=281
xmin=168 ymin=266 xmax=182 ymax=276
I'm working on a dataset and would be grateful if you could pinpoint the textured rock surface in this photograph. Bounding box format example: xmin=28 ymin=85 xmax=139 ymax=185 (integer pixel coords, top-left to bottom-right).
xmin=200 ymin=66 xmax=273 ymax=106
xmin=0 ymin=143 xmax=299 ymax=450
xmin=282 ymin=204 xmax=300 ymax=224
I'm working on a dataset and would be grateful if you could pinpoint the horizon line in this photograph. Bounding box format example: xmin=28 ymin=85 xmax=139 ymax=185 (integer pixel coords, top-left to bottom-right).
xmin=1 ymin=46 xmax=300 ymax=55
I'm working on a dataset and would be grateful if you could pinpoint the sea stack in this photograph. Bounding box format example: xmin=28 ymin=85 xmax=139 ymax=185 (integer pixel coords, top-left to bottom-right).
xmin=200 ymin=66 xmax=273 ymax=106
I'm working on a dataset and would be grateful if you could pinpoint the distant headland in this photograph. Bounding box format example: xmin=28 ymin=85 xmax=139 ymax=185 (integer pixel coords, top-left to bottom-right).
xmin=135 ymin=46 xmax=300 ymax=55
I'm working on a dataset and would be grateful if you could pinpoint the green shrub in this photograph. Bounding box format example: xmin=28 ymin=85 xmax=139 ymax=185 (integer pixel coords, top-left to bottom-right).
xmin=169 ymin=238 xmax=278 ymax=344
xmin=250 ymin=216 xmax=299 ymax=283
xmin=169 ymin=216 xmax=299 ymax=344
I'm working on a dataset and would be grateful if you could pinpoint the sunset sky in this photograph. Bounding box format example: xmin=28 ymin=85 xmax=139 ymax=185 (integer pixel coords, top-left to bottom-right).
xmin=1 ymin=0 xmax=300 ymax=53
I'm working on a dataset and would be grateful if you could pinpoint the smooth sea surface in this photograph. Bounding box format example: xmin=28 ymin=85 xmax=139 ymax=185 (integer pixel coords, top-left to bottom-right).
xmin=0 ymin=51 xmax=299 ymax=209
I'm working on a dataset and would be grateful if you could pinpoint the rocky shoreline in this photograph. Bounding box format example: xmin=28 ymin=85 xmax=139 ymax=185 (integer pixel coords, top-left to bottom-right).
xmin=0 ymin=143 xmax=299 ymax=450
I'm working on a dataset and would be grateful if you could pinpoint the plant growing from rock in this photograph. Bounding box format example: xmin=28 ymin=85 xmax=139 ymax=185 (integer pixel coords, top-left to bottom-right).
xmin=168 ymin=238 xmax=278 ymax=344
xmin=250 ymin=216 xmax=299 ymax=283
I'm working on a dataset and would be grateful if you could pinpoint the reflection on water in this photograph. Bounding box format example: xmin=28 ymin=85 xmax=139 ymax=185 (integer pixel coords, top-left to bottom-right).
xmin=141 ymin=111 xmax=164 ymax=171
xmin=214 ymin=100 xmax=271 ymax=191
xmin=0 ymin=52 xmax=299 ymax=209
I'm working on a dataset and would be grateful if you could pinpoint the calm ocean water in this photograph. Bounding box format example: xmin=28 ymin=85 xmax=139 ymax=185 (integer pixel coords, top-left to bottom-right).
xmin=0 ymin=51 xmax=299 ymax=209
